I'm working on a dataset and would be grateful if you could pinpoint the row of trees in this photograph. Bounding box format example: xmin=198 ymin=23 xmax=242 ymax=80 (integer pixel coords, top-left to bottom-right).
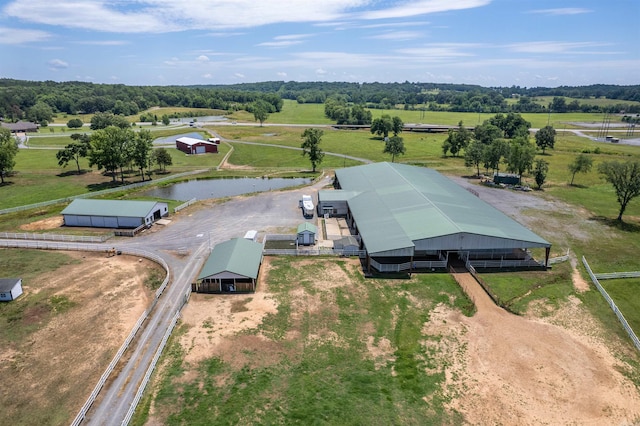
xmin=56 ymin=129 xmax=172 ymax=182
xmin=0 ymin=128 xmax=19 ymax=184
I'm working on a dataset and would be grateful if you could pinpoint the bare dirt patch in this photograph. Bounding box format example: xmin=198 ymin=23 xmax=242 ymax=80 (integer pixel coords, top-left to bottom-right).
xmin=429 ymin=272 xmax=640 ymax=425
xmin=0 ymin=251 xmax=159 ymax=425
xmin=19 ymin=215 xmax=64 ymax=231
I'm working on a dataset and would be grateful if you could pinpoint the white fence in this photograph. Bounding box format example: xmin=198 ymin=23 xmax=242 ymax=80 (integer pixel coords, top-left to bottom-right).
xmin=0 ymin=232 xmax=112 ymax=243
xmin=467 ymin=259 xmax=546 ymax=269
xmin=0 ymin=169 xmax=207 ymax=216
xmin=0 ymin=240 xmax=172 ymax=426
xmin=174 ymin=198 xmax=197 ymax=213
xmin=594 ymin=271 xmax=640 ymax=280
xmin=582 ymin=257 xmax=640 ymax=352
xmin=548 ymin=248 xmax=570 ymax=265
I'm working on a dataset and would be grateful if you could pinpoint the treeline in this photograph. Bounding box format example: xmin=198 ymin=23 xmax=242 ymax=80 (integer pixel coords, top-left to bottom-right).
xmin=2 ymin=79 xmax=640 ymax=124
xmin=0 ymin=79 xmax=283 ymax=122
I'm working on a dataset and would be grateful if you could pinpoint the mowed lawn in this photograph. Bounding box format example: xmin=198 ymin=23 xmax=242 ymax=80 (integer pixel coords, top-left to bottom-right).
xmin=136 ymin=258 xmax=474 ymax=425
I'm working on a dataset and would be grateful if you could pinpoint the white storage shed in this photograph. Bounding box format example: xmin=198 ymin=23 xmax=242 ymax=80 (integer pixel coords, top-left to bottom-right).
xmin=0 ymin=278 xmax=23 ymax=301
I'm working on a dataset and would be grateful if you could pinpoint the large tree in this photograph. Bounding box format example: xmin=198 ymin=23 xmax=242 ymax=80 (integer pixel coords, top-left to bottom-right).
xmin=442 ymin=121 xmax=472 ymax=157
xmin=88 ymin=125 xmax=134 ymax=182
xmin=488 ymin=112 xmax=531 ymax=139
xmin=56 ymin=133 xmax=90 ymax=174
xmin=252 ymin=100 xmax=271 ymax=127
xmin=473 ymin=122 xmax=502 ymax=145
xmin=483 ymin=139 xmax=509 ymax=174
xmin=598 ymin=160 xmax=640 ymax=222
xmin=131 ymin=129 xmax=154 ymax=181
xmin=506 ymin=136 xmax=536 ymax=183
xmin=90 ymin=112 xmax=131 ymax=130
xmin=567 ymin=153 xmax=593 ymax=185
xmin=464 ymin=140 xmax=486 ymax=177
xmin=383 ymin=136 xmax=406 ymax=163
xmin=0 ymin=128 xmax=18 ymax=184
xmin=152 ymin=147 xmax=172 ymax=172
xmin=27 ymin=101 xmax=54 ymax=125
xmin=535 ymin=125 xmax=556 ymax=154
xmin=370 ymin=114 xmax=394 ymax=138
xmin=301 ymin=128 xmax=324 ymax=172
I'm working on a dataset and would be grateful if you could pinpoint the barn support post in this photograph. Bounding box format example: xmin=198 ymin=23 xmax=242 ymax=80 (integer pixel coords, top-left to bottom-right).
xmin=545 ymin=247 xmax=550 ymax=268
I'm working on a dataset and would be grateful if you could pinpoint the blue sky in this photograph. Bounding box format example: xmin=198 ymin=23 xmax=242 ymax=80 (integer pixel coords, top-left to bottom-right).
xmin=0 ymin=0 xmax=638 ymax=87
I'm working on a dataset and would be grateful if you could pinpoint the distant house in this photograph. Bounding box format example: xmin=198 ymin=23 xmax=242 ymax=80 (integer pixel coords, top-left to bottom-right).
xmin=0 ymin=278 xmax=23 ymax=301
xmin=61 ymin=199 xmax=168 ymax=229
xmin=0 ymin=121 xmax=38 ymax=133
xmin=176 ymin=137 xmax=218 ymax=154
xmin=194 ymin=238 xmax=263 ymax=293
xmin=297 ymin=222 xmax=317 ymax=246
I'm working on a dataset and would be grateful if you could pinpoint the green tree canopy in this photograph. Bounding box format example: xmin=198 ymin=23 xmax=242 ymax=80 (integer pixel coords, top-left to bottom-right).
xmin=90 ymin=112 xmax=130 ymax=130
xmin=483 ymin=139 xmax=509 ymax=174
xmin=152 ymin=147 xmax=172 ymax=172
xmin=89 ymin=125 xmax=134 ymax=182
xmin=56 ymin=133 xmax=90 ymax=174
xmin=131 ymin=129 xmax=154 ymax=181
xmin=506 ymin=136 xmax=536 ymax=183
xmin=251 ymin=100 xmax=271 ymax=127
xmin=0 ymin=128 xmax=18 ymax=184
xmin=383 ymin=136 xmax=406 ymax=162
xmin=66 ymin=118 xmax=84 ymax=129
xmin=567 ymin=153 xmax=593 ymax=185
xmin=473 ymin=122 xmax=502 ymax=145
xmin=488 ymin=112 xmax=531 ymax=139
xmin=301 ymin=128 xmax=324 ymax=172
xmin=464 ymin=140 xmax=486 ymax=177
xmin=535 ymin=125 xmax=556 ymax=154
xmin=598 ymin=160 xmax=640 ymax=221
xmin=370 ymin=114 xmax=394 ymax=138
xmin=533 ymin=159 xmax=549 ymax=189
xmin=27 ymin=101 xmax=54 ymax=125
xmin=442 ymin=121 xmax=472 ymax=157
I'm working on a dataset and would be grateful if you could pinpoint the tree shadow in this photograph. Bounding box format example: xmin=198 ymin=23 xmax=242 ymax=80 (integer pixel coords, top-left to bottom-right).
xmin=57 ymin=169 xmax=89 ymax=177
xmin=0 ymin=181 xmax=15 ymax=188
xmin=590 ymin=215 xmax=640 ymax=233
xmin=86 ymin=181 xmax=128 ymax=192
xmin=567 ymin=183 xmax=588 ymax=189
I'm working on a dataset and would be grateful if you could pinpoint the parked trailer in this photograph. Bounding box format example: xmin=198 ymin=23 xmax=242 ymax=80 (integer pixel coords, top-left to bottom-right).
xmin=300 ymin=195 xmax=314 ymax=218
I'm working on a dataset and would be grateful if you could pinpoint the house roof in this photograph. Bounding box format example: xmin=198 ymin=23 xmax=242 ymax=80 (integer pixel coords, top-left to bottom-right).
xmin=1 ymin=121 xmax=38 ymax=132
xmin=297 ymin=222 xmax=317 ymax=234
xmin=61 ymin=199 xmax=165 ymax=218
xmin=334 ymin=162 xmax=550 ymax=255
xmin=176 ymin=137 xmax=215 ymax=146
xmin=0 ymin=278 xmax=21 ymax=292
xmin=198 ymin=238 xmax=263 ymax=280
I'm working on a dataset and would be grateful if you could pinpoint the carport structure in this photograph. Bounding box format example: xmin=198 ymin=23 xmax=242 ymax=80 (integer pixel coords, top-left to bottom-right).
xmin=195 ymin=238 xmax=263 ymax=293
xmin=328 ymin=162 xmax=551 ymax=273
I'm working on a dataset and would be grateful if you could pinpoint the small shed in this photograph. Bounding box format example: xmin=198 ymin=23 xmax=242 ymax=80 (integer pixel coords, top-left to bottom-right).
xmin=61 ymin=199 xmax=168 ymax=229
xmin=194 ymin=238 xmax=263 ymax=293
xmin=0 ymin=278 xmax=23 ymax=301
xmin=176 ymin=137 xmax=218 ymax=154
xmin=334 ymin=236 xmax=360 ymax=255
xmin=297 ymin=222 xmax=317 ymax=246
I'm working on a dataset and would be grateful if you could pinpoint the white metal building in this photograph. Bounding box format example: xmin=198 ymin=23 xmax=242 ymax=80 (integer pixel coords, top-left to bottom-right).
xmin=61 ymin=199 xmax=169 ymax=229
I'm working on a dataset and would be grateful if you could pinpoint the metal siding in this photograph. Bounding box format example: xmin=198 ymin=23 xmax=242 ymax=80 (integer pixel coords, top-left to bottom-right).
xmin=104 ymin=217 xmax=119 ymax=228
xmin=117 ymin=217 xmax=143 ymax=228
xmin=90 ymin=216 xmax=106 ymax=227
xmin=195 ymin=145 xmax=206 ymax=154
xmin=77 ymin=215 xmax=92 ymax=226
xmin=414 ymin=233 xmax=550 ymax=251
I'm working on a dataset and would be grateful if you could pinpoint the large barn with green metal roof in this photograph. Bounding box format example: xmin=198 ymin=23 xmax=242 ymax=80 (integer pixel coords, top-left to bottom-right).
xmin=317 ymin=162 xmax=551 ymax=273
xmin=61 ymin=199 xmax=168 ymax=229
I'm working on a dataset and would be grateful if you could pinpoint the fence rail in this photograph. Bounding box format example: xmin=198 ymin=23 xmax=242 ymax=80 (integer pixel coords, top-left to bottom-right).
xmin=548 ymin=248 xmax=570 ymax=265
xmin=174 ymin=198 xmax=197 ymax=213
xmin=0 ymin=169 xmax=208 ymax=216
xmin=468 ymin=259 xmax=546 ymax=269
xmin=594 ymin=271 xmax=640 ymax=280
xmin=0 ymin=232 xmax=112 ymax=243
xmin=0 ymin=240 xmax=173 ymax=426
xmin=582 ymin=257 xmax=640 ymax=352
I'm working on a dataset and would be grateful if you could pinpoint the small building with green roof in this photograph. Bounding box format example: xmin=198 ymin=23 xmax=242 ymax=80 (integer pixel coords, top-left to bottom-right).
xmin=297 ymin=222 xmax=317 ymax=246
xmin=194 ymin=238 xmax=263 ymax=293
xmin=61 ymin=199 xmax=168 ymax=229
xmin=324 ymin=162 xmax=551 ymax=273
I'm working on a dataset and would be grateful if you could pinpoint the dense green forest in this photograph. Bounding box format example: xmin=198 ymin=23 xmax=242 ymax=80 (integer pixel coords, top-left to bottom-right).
xmin=1 ymin=78 xmax=639 ymax=124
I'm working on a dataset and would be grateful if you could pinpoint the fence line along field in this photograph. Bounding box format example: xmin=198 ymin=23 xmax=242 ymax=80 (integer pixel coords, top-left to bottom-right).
xmin=0 ymin=249 xmax=163 ymax=425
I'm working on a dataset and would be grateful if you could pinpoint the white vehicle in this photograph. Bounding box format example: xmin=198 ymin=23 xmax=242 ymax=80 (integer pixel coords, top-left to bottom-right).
xmin=301 ymin=195 xmax=315 ymax=218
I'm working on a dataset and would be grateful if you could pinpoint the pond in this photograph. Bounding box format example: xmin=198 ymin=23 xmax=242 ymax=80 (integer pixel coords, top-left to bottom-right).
xmin=142 ymin=177 xmax=312 ymax=201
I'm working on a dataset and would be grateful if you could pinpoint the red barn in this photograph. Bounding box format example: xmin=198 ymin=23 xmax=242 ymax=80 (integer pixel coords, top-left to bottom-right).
xmin=176 ymin=137 xmax=218 ymax=154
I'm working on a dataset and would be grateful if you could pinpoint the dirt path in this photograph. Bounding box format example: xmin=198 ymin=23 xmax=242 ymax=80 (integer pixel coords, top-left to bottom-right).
xmin=439 ymin=272 xmax=640 ymax=424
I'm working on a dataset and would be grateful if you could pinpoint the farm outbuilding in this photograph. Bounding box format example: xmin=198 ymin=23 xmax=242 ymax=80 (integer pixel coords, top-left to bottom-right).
xmin=333 ymin=236 xmax=360 ymax=255
xmin=297 ymin=222 xmax=317 ymax=246
xmin=176 ymin=137 xmax=218 ymax=154
xmin=328 ymin=162 xmax=551 ymax=273
xmin=0 ymin=278 xmax=23 ymax=301
xmin=194 ymin=238 xmax=263 ymax=293
xmin=1 ymin=121 xmax=38 ymax=133
xmin=61 ymin=199 xmax=168 ymax=229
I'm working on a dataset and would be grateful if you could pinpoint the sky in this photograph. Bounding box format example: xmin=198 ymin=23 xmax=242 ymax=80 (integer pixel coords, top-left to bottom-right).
xmin=0 ymin=0 xmax=638 ymax=88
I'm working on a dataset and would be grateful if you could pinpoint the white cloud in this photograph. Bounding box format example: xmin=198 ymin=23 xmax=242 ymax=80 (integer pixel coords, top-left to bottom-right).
xmin=277 ymin=72 xmax=287 ymax=77
xmin=257 ymin=40 xmax=303 ymax=47
xmin=196 ymin=55 xmax=210 ymax=62
xmin=202 ymin=73 xmax=213 ymax=78
xmin=48 ymin=58 xmax=68 ymax=70
xmin=234 ymin=73 xmax=246 ymax=78
xmin=0 ymin=26 xmax=51 ymax=44
xmin=528 ymin=8 xmax=592 ymax=16
xmin=315 ymin=68 xmax=327 ymax=75
xmin=505 ymin=41 xmax=614 ymax=55
xmin=2 ymin=0 xmax=492 ymax=33
xmin=368 ymin=31 xmax=423 ymax=41
xmin=74 ymin=40 xmax=129 ymax=46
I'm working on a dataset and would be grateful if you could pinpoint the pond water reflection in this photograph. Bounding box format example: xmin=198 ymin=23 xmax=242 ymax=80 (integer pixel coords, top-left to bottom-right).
xmin=142 ymin=177 xmax=311 ymax=201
